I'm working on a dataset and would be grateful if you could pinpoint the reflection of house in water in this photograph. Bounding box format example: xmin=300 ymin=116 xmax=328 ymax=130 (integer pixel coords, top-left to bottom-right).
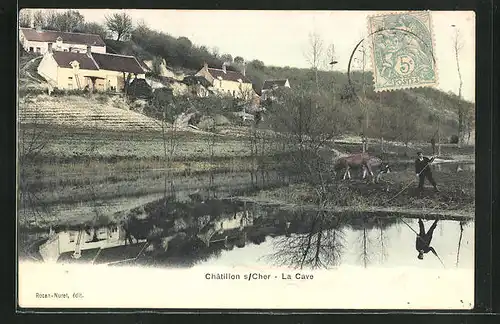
xmin=197 ymin=210 xmax=253 ymax=249
xmin=38 ymin=225 xmax=147 ymax=265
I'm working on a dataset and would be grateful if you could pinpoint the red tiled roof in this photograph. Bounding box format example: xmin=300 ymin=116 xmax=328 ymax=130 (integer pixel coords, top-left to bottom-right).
xmin=262 ymin=79 xmax=289 ymax=90
xmin=51 ymin=52 xmax=146 ymax=74
xmin=52 ymin=51 xmax=99 ymax=70
xmin=20 ymin=28 xmax=106 ymax=47
xmin=208 ymin=68 xmax=251 ymax=84
xmin=92 ymin=53 xmax=145 ymax=74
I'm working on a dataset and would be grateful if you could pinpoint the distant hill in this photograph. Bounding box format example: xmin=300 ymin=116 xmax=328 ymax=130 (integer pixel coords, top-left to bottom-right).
xmin=104 ymin=34 xmax=474 ymax=143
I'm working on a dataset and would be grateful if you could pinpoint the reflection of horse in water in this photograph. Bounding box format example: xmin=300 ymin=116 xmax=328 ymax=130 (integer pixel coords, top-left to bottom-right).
xmin=334 ymin=153 xmax=390 ymax=183
xmin=121 ymin=216 xmax=154 ymax=245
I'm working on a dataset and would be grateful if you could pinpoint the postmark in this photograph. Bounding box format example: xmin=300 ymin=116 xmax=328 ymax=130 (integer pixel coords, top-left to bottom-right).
xmin=367 ymin=11 xmax=437 ymax=91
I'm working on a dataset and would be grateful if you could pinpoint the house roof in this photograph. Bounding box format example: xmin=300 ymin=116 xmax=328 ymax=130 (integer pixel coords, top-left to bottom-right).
xmin=52 ymin=51 xmax=99 ymax=70
xmin=58 ymin=247 xmax=101 ymax=263
xmin=262 ymin=79 xmax=289 ymax=90
xmin=56 ymin=242 xmax=148 ymax=265
xmin=91 ymin=53 xmax=145 ymax=74
xmin=93 ymin=242 xmax=148 ymax=265
xmin=20 ymin=28 xmax=106 ymax=47
xmin=207 ymin=68 xmax=252 ymax=84
xmin=50 ymin=51 xmax=145 ymax=74
xmin=139 ymin=60 xmax=152 ymax=72
xmin=182 ymin=75 xmax=212 ymax=88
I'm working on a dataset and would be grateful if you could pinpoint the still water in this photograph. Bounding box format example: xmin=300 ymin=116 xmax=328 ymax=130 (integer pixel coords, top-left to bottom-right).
xmin=200 ymin=216 xmax=474 ymax=270
xmin=27 ymin=196 xmax=474 ymax=272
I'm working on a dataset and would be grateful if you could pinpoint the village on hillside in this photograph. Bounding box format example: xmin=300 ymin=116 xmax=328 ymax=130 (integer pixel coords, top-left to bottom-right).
xmin=18 ymin=24 xmax=292 ymax=129
xmin=17 ymin=9 xmax=475 ymax=293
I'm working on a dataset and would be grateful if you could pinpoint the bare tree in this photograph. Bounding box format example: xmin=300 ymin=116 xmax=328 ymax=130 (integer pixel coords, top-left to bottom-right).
xmin=326 ymin=43 xmax=337 ymax=98
xmin=105 ymin=12 xmax=134 ymax=41
xmin=32 ymin=10 xmax=45 ymax=29
xmin=455 ymin=220 xmax=466 ymax=267
xmin=303 ymin=32 xmax=324 ymax=93
xmin=452 ymin=26 xmax=465 ymax=144
xmin=81 ymin=22 xmax=109 ymax=40
xmin=352 ymin=40 xmax=370 ymax=138
xmin=357 ymin=219 xmax=373 ymax=268
xmin=266 ymin=211 xmax=346 ymax=269
xmin=376 ymin=218 xmax=389 ymax=264
xmin=464 ymin=103 xmax=475 ymax=144
xmin=19 ymin=9 xmax=32 ymax=28
xmin=211 ymin=47 xmax=220 ymax=58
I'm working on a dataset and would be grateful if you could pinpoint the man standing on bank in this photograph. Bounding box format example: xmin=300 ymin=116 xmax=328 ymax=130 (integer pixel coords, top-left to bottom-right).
xmin=415 ymin=151 xmax=439 ymax=192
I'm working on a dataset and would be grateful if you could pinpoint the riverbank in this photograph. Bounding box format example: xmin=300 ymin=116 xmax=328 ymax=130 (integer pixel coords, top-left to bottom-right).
xmin=242 ymin=166 xmax=475 ymax=216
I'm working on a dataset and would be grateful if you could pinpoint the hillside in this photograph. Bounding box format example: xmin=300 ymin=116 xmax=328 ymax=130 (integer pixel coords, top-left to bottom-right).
xmin=17 ymin=18 xmax=475 ymax=144
xmin=19 ymin=93 xmax=163 ymax=132
xmin=104 ymin=34 xmax=474 ymax=144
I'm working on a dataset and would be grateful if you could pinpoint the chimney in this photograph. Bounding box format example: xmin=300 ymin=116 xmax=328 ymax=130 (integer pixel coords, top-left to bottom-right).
xmin=47 ymin=43 xmax=53 ymax=54
xmin=242 ymin=63 xmax=246 ymax=77
xmin=203 ymin=62 xmax=208 ymax=70
xmin=222 ymin=62 xmax=227 ymax=74
xmin=35 ymin=25 xmax=42 ymax=32
xmin=86 ymin=45 xmax=92 ymax=56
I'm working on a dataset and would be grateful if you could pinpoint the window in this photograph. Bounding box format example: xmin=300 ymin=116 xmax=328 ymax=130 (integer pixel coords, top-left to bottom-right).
xmin=64 ymin=49 xmax=68 ymax=52
xmin=233 ymin=90 xmax=235 ymax=97
xmin=29 ymin=47 xmax=33 ymax=52
xmin=69 ymin=232 xmax=75 ymax=243
xmin=36 ymin=47 xmax=41 ymax=53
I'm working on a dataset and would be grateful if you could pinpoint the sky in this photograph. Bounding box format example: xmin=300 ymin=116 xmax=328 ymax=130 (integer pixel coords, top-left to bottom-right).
xmin=35 ymin=10 xmax=476 ymax=102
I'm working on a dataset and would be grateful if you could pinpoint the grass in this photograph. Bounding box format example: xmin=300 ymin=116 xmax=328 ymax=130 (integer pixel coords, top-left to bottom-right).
xmin=332 ymin=141 xmax=475 ymax=160
xmin=250 ymin=168 xmax=475 ymax=213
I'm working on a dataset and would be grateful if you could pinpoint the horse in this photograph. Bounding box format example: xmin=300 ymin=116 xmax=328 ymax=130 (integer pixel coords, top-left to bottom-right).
xmin=334 ymin=152 xmax=390 ymax=183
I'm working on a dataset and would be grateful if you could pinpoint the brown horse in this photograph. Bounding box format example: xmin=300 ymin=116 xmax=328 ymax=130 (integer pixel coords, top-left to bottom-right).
xmin=334 ymin=153 xmax=390 ymax=183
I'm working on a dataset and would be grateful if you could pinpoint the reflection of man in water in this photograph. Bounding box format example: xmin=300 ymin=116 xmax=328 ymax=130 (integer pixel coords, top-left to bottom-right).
xmin=416 ymin=218 xmax=439 ymax=260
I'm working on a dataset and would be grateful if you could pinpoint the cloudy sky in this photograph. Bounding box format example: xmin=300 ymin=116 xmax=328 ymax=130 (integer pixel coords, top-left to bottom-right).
xmin=44 ymin=10 xmax=476 ymax=102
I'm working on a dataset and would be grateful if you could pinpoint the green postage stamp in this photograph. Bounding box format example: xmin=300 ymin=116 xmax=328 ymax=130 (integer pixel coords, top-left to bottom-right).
xmin=367 ymin=11 xmax=437 ymax=91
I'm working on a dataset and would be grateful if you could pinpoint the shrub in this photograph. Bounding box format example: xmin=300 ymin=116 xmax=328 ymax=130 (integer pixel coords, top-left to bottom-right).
xmin=18 ymin=87 xmax=47 ymax=97
xmin=450 ymin=135 xmax=459 ymax=144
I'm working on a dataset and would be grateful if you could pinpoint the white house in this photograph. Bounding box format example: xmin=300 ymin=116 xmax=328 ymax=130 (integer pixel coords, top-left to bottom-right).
xmin=142 ymin=58 xmax=179 ymax=79
xmin=196 ymin=210 xmax=253 ymax=247
xmin=37 ymin=44 xmax=146 ymax=92
xmin=19 ymin=27 xmax=106 ymax=55
xmin=261 ymin=79 xmax=291 ymax=101
xmin=195 ymin=62 xmax=257 ymax=101
xmin=39 ymin=226 xmax=127 ymax=263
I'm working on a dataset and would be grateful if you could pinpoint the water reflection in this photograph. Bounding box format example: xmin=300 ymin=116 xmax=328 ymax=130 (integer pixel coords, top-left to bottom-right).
xmin=264 ymin=210 xmax=346 ymax=269
xmin=26 ymin=197 xmax=474 ymax=270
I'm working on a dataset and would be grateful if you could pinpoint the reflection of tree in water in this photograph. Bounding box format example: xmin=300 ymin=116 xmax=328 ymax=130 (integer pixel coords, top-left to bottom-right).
xmin=357 ymin=219 xmax=372 ymax=268
xmin=375 ymin=218 xmax=390 ymax=264
xmin=265 ymin=211 xmax=346 ymax=270
xmin=349 ymin=214 xmax=398 ymax=268
xmin=456 ymin=220 xmax=470 ymax=268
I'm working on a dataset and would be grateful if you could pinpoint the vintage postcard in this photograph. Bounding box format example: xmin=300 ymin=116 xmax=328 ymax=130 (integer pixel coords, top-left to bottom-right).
xmin=17 ymin=9 xmax=475 ymax=310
